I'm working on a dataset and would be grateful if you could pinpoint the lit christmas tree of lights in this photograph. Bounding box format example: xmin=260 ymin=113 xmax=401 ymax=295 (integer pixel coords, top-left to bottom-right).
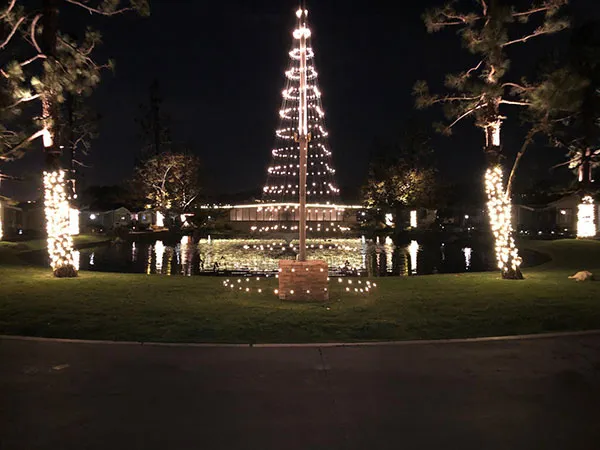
xmin=262 ymin=7 xmax=340 ymax=205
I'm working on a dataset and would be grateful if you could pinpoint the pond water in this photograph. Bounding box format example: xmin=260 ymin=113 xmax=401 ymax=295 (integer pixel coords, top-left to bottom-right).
xmin=68 ymin=236 xmax=494 ymax=277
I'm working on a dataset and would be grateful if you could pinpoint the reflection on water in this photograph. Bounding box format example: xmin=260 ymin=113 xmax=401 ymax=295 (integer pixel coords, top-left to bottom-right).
xmin=463 ymin=247 xmax=472 ymax=270
xmin=384 ymin=236 xmax=393 ymax=274
xmin=73 ymin=236 xmax=492 ymax=276
xmin=73 ymin=250 xmax=80 ymax=271
xmin=155 ymin=240 xmax=165 ymax=273
xmin=409 ymin=240 xmax=419 ymax=275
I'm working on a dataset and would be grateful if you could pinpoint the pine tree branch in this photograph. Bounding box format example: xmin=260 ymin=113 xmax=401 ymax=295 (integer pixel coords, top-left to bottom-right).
xmin=479 ymin=0 xmax=488 ymax=16
xmin=0 ymin=15 xmax=26 ymax=49
xmin=502 ymin=28 xmax=557 ymax=47
xmin=64 ymin=0 xmax=133 ymax=16
xmin=30 ymin=14 xmax=42 ymax=53
xmin=466 ymin=60 xmax=484 ymax=78
xmin=512 ymin=2 xmax=564 ymax=19
xmin=0 ymin=172 xmax=24 ymax=181
xmin=0 ymin=0 xmax=17 ymax=20
xmin=83 ymin=40 xmax=96 ymax=55
xmin=550 ymin=160 xmax=571 ymax=170
xmin=513 ymin=7 xmax=549 ymax=18
xmin=506 ymin=127 xmax=538 ymax=198
xmin=424 ymin=7 xmax=482 ymax=32
xmin=429 ymin=20 xmax=466 ymax=27
xmin=442 ymin=12 xmax=481 ymax=24
xmin=501 ymin=82 xmax=531 ymax=91
xmin=431 ymin=95 xmax=481 ymax=105
xmin=0 ymin=128 xmax=45 ymax=161
xmin=500 ymin=99 xmax=531 ymax=106
xmin=446 ymin=104 xmax=484 ymax=131
xmin=182 ymin=195 xmax=198 ymax=211
xmin=20 ymin=53 xmax=47 ymax=66
xmin=57 ymin=35 xmax=108 ymax=71
xmin=4 ymin=93 xmax=40 ymax=109
xmin=72 ymin=159 xmax=92 ymax=168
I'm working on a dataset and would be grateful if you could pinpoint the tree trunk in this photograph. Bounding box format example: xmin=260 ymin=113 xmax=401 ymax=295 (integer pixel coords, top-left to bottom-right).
xmin=41 ymin=0 xmax=77 ymax=277
xmin=483 ymin=118 xmax=523 ymax=280
xmin=66 ymin=93 xmax=77 ymax=198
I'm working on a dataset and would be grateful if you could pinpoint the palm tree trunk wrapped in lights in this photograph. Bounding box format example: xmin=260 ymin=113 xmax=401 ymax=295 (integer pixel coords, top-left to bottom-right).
xmin=43 ymin=170 xmax=77 ymax=277
xmin=483 ymin=118 xmax=523 ymax=280
xmin=577 ymin=196 xmax=596 ymax=238
xmin=485 ymin=165 xmax=522 ymax=277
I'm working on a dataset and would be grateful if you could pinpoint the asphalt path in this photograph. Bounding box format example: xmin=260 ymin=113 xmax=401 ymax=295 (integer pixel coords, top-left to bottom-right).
xmin=1 ymin=333 xmax=599 ymax=450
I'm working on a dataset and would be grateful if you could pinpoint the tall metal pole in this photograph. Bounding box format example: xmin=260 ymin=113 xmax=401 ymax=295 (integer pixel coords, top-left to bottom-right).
xmin=297 ymin=10 xmax=308 ymax=262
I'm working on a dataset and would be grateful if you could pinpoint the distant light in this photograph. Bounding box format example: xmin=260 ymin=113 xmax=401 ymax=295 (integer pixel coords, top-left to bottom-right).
xmin=410 ymin=210 xmax=417 ymax=228
xmin=90 ymin=214 xmax=97 ymax=220
xmin=69 ymin=208 xmax=80 ymax=235
xmin=577 ymin=196 xmax=596 ymax=238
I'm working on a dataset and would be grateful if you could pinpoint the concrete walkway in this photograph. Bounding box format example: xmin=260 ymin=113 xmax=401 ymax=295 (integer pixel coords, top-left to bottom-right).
xmin=1 ymin=334 xmax=599 ymax=450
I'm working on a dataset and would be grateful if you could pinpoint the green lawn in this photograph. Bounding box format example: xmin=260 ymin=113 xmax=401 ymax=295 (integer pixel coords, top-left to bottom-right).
xmin=0 ymin=238 xmax=599 ymax=343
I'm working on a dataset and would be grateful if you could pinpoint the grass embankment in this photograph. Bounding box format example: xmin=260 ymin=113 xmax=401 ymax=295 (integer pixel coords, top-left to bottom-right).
xmin=0 ymin=238 xmax=599 ymax=343
xmin=0 ymin=234 xmax=109 ymax=264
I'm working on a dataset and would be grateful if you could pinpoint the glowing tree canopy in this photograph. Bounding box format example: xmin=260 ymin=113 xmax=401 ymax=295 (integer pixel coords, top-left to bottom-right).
xmin=262 ymin=7 xmax=340 ymax=204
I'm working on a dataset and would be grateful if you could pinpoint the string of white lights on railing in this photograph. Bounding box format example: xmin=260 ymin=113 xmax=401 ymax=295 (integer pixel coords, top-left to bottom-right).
xmin=251 ymin=223 xmax=351 ymax=233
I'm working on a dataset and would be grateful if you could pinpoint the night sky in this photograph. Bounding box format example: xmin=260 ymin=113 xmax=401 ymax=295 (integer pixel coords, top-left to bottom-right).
xmin=2 ymin=0 xmax=600 ymax=201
